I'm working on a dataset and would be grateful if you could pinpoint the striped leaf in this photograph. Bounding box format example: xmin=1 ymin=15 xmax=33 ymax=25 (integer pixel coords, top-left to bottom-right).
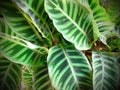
xmin=100 ymin=0 xmax=120 ymax=39
xmin=87 ymin=0 xmax=113 ymax=33
xmin=108 ymin=38 xmax=120 ymax=51
xmin=0 ymin=34 xmax=47 ymax=66
xmin=77 ymin=0 xmax=114 ymax=45
xmin=0 ymin=2 xmax=41 ymax=43
xmin=45 ymin=0 xmax=93 ymax=50
xmin=0 ymin=18 xmax=16 ymax=36
xmin=92 ymin=51 xmax=119 ymax=90
xmin=0 ymin=54 xmax=21 ymax=90
xmin=33 ymin=65 xmax=54 ymax=90
xmin=117 ymin=54 xmax=120 ymax=89
xmin=102 ymin=0 xmax=120 ymax=21
xmin=22 ymin=67 xmax=33 ymax=90
xmin=22 ymin=65 xmax=54 ymax=90
xmin=13 ymin=0 xmax=53 ymax=40
xmin=47 ymin=45 xmax=92 ymax=90
xmin=88 ymin=0 xmax=115 ymax=46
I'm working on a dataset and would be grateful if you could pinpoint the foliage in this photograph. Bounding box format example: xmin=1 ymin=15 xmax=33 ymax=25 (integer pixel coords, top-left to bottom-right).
xmin=0 ymin=0 xmax=120 ymax=90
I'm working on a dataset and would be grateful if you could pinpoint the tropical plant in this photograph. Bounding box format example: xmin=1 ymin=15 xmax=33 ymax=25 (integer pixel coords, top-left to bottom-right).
xmin=0 ymin=0 xmax=120 ymax=90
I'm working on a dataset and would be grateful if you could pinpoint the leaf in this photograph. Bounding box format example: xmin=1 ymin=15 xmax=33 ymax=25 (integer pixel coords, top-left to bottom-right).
xmin=22 ymin=67 xmax=33 ymax=90
xmin=47 ymin=45 xmax=92 ymax=90
xmin=86 ymin=0 xmax=115 ymax=45
xmin=33 ymin=65 xmax=54 ymax=90
xmin=113 ymin=16 xmax=120 ymax=38
xmin=102 ymin=0 xmax=120 ymax=21
xmin=0 ymin=2 xmax=41 ymax=43
xmin=87 ymin=0 xmax=113 ymax=32
xmin=22 ymin=65 xmax=54 ymax=90
xmin=101 ymin=0 xmax=120 ymax=39
xmin=45 ymin=0 xmax=94 ymax=50
xmin=92 ymin=51 xmax=119 ymax=90
xmin=12 ymin=0 xmax=53 ymax=41
xmin=78 ymin=0 xmax=115 ymax=45
xmin=107 ymin=38 xmax=120 ymax=51
xmin=0 ymin=18 xmax=47 ymax=66
xmin=0 ymin=54 xmax=21 ymax=90
xmin=0 ymin=18 xmax=16 ymax=36
xmin=0 ymin=34 xmax=47 ymax=66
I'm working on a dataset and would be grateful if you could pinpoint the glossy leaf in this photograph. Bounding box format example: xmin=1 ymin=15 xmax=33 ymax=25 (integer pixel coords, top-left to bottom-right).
xmin=33 ymin=65 xmax=54 ymax=90
xmin=0 ymin=54 xmax=21 ymax=90
xmin=45 ymin=0 xmax=93 ymax=50
xmin=22 ymin=65 xmax=54 ymax=90
xmin=47 ymin=45 xmax=92 ymax=90
xmin=92 ymin=51 xmax=119 ymax=90
xmin=77 ymin=0 xmax=114 ymax=45
xmin=86 ymin=0 xmax=114 ymax=45
xmin=0 ymin=18 xmax=16 ymax=36
xmin=0 ymin=34 xmax=47 ymax=66
xmin=0 ymin=2 xmax=40 ymax=43
xmin=87 ymin=0 xmax=113 ymax=32
xmin=22 ymin=67 xmax=33 ymax=90
xmin=13 ymin=0 xmax=53 ymax=40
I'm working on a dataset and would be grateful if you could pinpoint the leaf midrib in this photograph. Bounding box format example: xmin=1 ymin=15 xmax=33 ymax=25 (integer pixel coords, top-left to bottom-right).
xmin=99 ymin=52 xmax=105 ymax=90
xmin=61 ymin=46 xmax=78 ymax=85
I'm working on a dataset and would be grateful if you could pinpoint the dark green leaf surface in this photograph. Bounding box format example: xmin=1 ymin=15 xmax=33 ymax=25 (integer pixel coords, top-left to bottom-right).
xmin=0 ymin=54 xmax=21 ymax=90
xmin=47 ymin=45 xmax=92 ymax=90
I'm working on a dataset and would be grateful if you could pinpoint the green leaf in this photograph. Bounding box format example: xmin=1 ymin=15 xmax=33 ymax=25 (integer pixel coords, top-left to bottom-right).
xmin=47 ymin=45 xmax=92 ymax=90
xmin=107 ymin=38 xmax=120 ymax=51
xmin=77 ymin=0 xmax=114 ymax=45
xmin=102 ymin=0 xmax=120 ymax=21
xmin=0 ymin=18 xmax=16 ymax=36
xmin=0 ymin=2 xmax=41 ymax=43
xmin=0 ymin=54 xmax=21 ymax=90
xmin=101 ymin=0 xmax=120 ymax=39
xmin=86 ymin=0 xmax=114 ymax=45
xmin=113 ymin=16 xmax=120 ymax=38
xmin=92 ymin=51 xmax=119 ymax=90
xmin=45 ymin=0 xmax=93 ymax=50
xmin=13 ymin=0 xmax=53 ymax=41
xmin=0 ymin=34 xmax=47 ymax=66
xmin=87 ymin=0 xmax=113 ymax=32
xmin=22 ymin=67 xmax=33 ymax=90
xmin=22 ymin=65 xmax=54 ymax=90
xmin=33 ymin=65 xmax=54 ymax=90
